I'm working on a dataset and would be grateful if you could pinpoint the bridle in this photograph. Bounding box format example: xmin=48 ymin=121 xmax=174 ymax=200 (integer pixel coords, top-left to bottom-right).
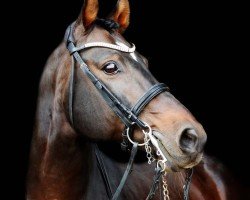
xmin=65 ymin=22 xmax=193 ymax=200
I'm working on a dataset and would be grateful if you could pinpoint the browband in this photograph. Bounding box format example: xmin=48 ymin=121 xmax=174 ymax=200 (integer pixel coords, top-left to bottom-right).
xmin=68 ymin=42 xmax=136 ymax=54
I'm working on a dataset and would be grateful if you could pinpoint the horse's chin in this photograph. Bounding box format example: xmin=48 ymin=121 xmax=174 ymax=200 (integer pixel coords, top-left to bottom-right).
xmin=152 ymin=131 xmax=203 ymax=172
xmin=162 ymin=152 xmax=203 ymax=172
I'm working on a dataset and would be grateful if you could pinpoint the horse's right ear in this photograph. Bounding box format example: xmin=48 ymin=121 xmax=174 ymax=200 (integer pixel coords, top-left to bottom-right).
xmin=78 ymin=0 xmax=99 ymax=28
xmin=108 ymin=0 xmax=130 ymax=33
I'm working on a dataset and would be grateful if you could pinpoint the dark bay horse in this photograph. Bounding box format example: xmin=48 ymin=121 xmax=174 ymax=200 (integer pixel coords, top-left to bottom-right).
xmin=27 ymin=0 xmax=240 ymax=199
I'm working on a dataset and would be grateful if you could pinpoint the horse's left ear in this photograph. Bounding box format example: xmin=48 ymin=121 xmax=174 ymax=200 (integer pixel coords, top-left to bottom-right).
xmin=78 ymin=0 xmax=99 ymax=28
xmin=109 ymin=0 xmax=130 ymax=33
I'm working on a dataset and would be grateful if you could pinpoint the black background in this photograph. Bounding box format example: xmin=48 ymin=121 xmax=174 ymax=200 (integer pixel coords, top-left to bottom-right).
xmin=6 ymin=0 xmax=249 ymax=199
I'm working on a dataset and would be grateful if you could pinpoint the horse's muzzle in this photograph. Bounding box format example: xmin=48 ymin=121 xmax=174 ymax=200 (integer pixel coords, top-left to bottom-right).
xmin=152 ymin=123 xmax=207 ymax=171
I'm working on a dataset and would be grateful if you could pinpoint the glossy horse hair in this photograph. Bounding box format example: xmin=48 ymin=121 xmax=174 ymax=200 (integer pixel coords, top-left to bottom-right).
xmin=26 ymin=0 xmax=244 ymax=199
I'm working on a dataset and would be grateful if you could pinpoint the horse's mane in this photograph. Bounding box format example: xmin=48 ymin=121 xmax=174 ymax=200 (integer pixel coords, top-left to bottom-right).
xmin=95 ymin=18 xmax=120 ymax=31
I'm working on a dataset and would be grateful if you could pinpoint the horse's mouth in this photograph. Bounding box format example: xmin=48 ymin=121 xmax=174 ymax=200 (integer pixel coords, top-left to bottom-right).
xmin=152 ymin=131 xmax=202 ymax=172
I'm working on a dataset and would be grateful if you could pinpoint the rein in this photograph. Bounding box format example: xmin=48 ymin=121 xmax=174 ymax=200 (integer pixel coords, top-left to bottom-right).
xmin=65 ymin=22 xmax=193 ymax=200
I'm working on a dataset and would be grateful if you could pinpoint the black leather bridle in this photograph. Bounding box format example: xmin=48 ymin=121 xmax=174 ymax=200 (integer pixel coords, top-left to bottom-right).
xmin=64 ymin=22 xmax=193 ymax=200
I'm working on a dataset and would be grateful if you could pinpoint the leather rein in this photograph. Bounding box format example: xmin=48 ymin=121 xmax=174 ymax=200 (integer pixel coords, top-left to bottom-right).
xmin=65 ymin=22 xmax=193 ymax=200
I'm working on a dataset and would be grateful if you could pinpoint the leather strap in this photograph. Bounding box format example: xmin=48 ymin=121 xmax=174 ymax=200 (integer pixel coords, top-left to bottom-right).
xmin=68 ymin=56 xmax=75 ymax=125
xmin=69 ymin=42 xmax=136 ymax=54
xmin=111 ymin=143 xmax=138 ymax=200
xmin=183 ymin=168 xmax=193 ymax=200
xmin=94 ymin=144 xmax=113 ymax=199
xmin=131 ymin=83 xmax=169 ymax=116
xmin=95 ymin=143 xmax=138 ymax=200
xmin=146 ymin=167 xmax=163 ymax=200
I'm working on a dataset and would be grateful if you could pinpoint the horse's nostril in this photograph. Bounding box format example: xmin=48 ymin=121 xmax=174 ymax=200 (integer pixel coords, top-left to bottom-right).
xmin=179 ymin=128 xmax=198 ymax=154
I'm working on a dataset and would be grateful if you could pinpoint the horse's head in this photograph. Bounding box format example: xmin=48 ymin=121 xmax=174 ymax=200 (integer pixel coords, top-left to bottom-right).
xmin=67 ymin=0 xmax=207 ymax=172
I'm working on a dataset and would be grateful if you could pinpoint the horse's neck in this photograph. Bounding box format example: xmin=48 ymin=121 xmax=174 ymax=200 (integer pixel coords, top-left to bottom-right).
xmin=27 ymin=121 xmax=90 ymax=200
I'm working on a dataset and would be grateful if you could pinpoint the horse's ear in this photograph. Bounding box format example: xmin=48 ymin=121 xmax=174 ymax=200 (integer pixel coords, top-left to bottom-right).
xmin=109 ymin=0 xmax=130 ymax=33
xmin=78 ymin=0 xmax=99 ymax=28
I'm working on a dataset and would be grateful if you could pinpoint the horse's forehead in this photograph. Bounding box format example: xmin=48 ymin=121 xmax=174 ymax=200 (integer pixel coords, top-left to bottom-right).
xmin=85 ymin=26 xmax=130 ymax=45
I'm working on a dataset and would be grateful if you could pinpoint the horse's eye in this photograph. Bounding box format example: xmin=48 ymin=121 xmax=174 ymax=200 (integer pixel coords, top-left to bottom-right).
xmin=102 ymin=63 xmax=119 ymax=75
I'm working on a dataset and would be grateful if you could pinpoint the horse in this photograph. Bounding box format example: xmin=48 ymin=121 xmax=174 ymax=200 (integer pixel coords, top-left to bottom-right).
xmin=26 ymin=0 xmax=241 ymax=199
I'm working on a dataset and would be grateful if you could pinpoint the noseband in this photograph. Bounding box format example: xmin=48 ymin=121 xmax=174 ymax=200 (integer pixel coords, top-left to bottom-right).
xmin=65 ymin=22 xmax=193 ymax=200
